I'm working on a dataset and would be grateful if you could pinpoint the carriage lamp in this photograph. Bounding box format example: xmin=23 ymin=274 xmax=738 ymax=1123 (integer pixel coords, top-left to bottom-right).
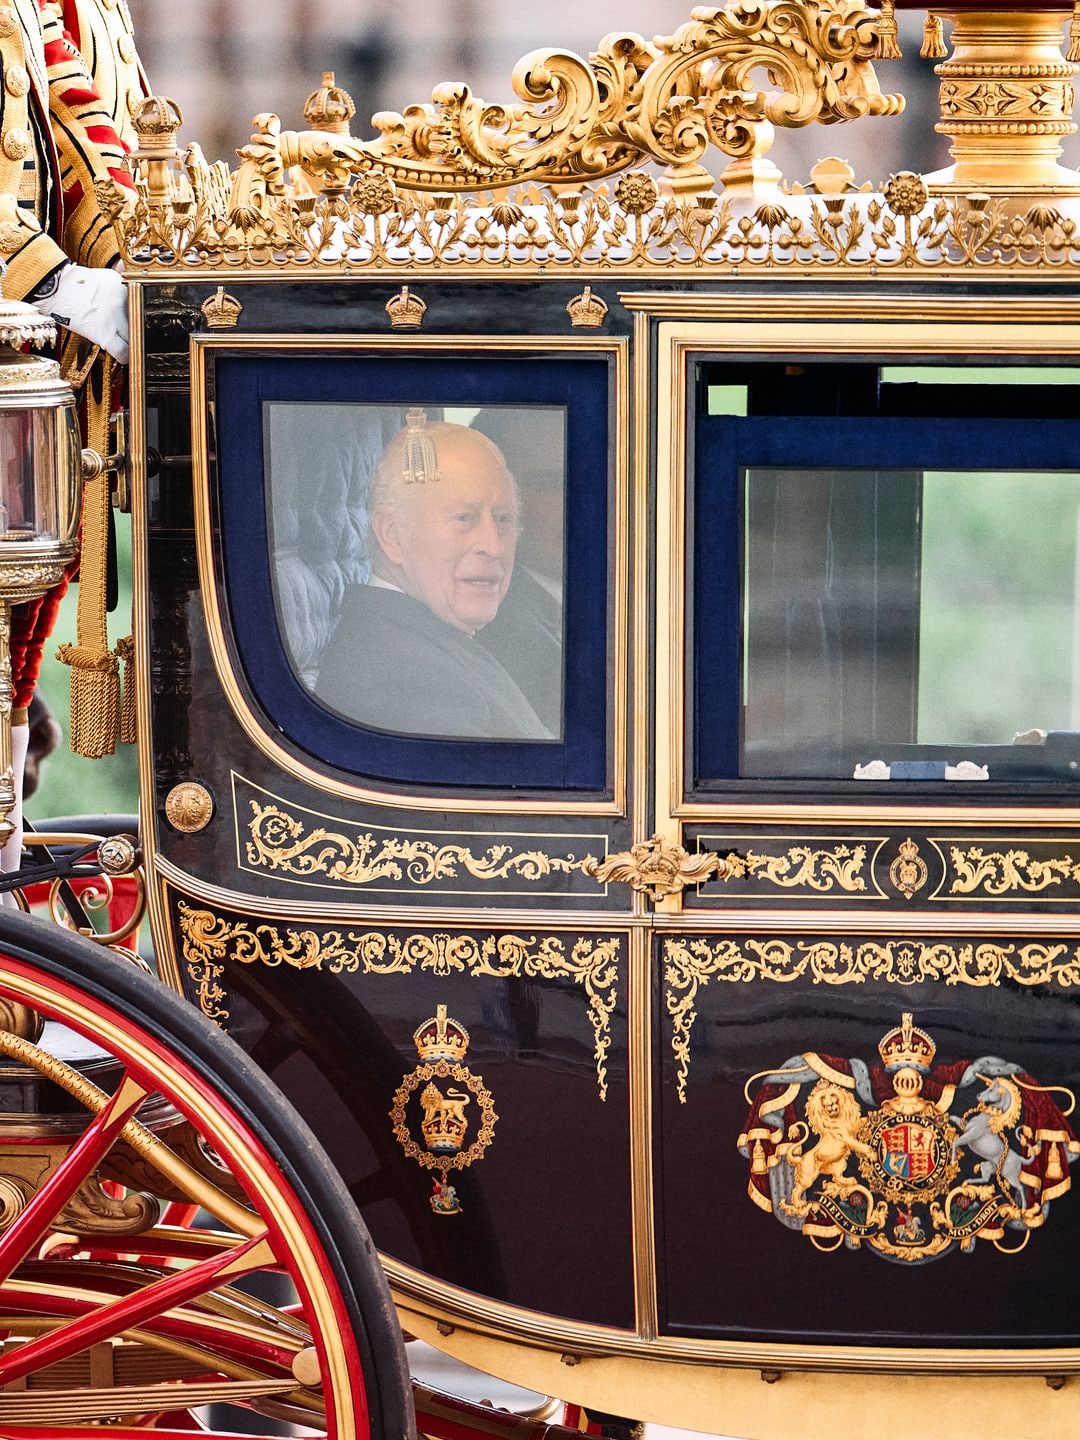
xmin=0 ymin=297 xmax=82 ymax=846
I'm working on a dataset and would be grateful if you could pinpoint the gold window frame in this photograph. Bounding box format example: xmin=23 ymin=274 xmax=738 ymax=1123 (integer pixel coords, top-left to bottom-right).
xmin=184 ymin=330 xmax=630 ymax=819
xmin=639 ymin=295 xmax=1080 ymax=833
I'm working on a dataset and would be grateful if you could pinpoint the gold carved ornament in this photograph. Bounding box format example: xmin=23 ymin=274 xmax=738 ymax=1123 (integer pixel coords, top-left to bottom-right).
xmin=235 ymin=1 xmax=901 ymax=195
xmin=582 ymin=833 xmax=730 ymax=902
xmin=244 ymin=801 xmax=595 ymax=888
xmin=948 ymin=845 xmax=1080 ymax=897
xmin=665 ymin=936 xmax=1080 ymax=1103
xmin=390 ymin=1006 xmax=497 ymax=1216
xmin=580 ymin=834 xmax=860 ymax=901
xmin=741 ymin=1012 xmax=1080 ymax=1262
xmin=103 ymin=1 xmax=916 ymax=274
xmin=890 ymin=836 xmax=928 ymax=899
xmin=727 ymin=843 xmax=869 ymax=893
xmin=177 ymin=904 xmax=621 ymax=1099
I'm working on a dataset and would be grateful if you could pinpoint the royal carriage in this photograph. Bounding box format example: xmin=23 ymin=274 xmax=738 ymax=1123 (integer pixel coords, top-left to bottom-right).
xmin=2 ymin=1 xmax=1080 ymax=1438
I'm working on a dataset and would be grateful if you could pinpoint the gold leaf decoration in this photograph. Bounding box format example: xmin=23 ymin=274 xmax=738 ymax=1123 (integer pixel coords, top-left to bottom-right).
xmin=582 ymin=833 xmax=722 ymax=901
xmin=948 ymin=846 xmax=1080 ymax=896
xmin=664 ymin=936 xmax=1080 ymax=1102
xmin=178 ymin=905 xmax=621 ymax=1098
xmin=245 ymin=801 xmax=594 ymax=889
xmin=113 ymin=0 xmax=914 ymax=274
xmin=740 ymin=845 xmax=868 ymax=893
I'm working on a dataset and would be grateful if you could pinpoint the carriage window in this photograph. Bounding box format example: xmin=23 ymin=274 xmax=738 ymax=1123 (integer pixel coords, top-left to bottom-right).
xmin=214 ymin=352 xmax=609 ymax=792
xmin=265 ymin=402 xmax=566 ymax=743
xmin=693 ymin=362 xmax=1080 ymax=787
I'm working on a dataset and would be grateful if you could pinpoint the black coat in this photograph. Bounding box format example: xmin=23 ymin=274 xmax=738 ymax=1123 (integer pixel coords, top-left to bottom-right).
xmin=314 ymin=585 xmax=554 ymax=741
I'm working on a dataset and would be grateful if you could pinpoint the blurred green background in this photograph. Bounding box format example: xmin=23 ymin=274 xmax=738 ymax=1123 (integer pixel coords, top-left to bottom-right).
xmin=25 ymin=518 xmax=139 ymax=824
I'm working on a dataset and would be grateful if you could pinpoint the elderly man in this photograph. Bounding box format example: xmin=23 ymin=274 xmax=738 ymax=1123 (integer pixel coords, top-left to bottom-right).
xmin=315 ymin=419 xmax=556 ymax=741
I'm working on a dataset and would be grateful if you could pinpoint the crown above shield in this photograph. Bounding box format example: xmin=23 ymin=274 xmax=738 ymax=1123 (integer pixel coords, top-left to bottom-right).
xmin=878 ymin=1012 xmax=937 ymax=1071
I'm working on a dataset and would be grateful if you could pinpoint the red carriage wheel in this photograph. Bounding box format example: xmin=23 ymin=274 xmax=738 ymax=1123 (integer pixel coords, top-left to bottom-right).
xmin=0 ymin=908 xmax=414 ymax=1440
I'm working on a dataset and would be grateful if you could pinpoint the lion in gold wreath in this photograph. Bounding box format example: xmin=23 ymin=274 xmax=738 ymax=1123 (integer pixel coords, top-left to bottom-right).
xmin=782 ymin=1080 xmax=876 ymax=1215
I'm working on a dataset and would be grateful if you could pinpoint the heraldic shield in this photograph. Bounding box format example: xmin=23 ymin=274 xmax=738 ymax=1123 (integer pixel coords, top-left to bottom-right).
xmin=739 ymin=1013 xmax=1080 ymax=1262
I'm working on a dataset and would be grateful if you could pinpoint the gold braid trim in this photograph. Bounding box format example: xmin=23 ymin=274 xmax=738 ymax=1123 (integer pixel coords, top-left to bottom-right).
xmin=56 ymin=356 xmax=120 ymax=758
xmin=117 ymin=634 xmax=136 ymax=744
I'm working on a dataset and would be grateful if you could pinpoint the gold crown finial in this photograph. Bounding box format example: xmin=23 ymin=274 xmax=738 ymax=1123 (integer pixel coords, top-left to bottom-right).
xmin=413 ymin=1004 xmax=469 ymax=1062
xmin=129 ymin=94 xmax=184 ymax=158
xmin=878 ymin=1012 xmax=937 ymax=1071
xmin=304 ymin=71 xmax=356 ymax=135
xmin=385 ymin=285 xmax=427 ymax=330
xmin=200 ymin=287 xmax=243 ymax=330
xmin=401 ymin=409 xmax=441 ymax=486
xmin=566 ymin=286 xmax=609 ymax=329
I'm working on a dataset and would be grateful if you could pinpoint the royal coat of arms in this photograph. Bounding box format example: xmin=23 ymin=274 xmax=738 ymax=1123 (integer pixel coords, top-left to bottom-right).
xmin=390 ymin=1005 xmax=497 ymax=1215
xmin=739 ymin=1013 xmax=1080 ymax=1262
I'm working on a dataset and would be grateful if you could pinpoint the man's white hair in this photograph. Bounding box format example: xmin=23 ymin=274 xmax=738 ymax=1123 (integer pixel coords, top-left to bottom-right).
xmin=367 ymin=420 xmax=520 ymax=563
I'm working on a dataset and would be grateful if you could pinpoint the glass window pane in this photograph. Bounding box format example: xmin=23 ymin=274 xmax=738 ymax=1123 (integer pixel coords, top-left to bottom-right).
xmin=740 ymin=466 xmax=1080 ymax=781
xmin=265 ymin=401 xmax=566 ymax=743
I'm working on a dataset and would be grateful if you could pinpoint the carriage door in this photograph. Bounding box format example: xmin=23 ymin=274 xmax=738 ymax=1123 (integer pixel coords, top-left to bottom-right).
xmin=641 ymin=304 xmax=1080 ymax=1346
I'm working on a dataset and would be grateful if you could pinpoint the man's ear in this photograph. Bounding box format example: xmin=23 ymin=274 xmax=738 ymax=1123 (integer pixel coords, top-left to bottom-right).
xmin=371 ymin=506 xmax=405 ymax=567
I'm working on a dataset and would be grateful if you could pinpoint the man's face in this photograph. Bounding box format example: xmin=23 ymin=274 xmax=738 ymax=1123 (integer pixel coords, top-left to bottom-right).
xmin=374 ymin=445 xmax=518 ymax=633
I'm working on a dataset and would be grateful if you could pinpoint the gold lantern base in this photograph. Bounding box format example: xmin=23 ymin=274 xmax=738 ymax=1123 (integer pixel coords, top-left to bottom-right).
xmin=0 ymin=302 xmax=79 ymax=851
xmin=927 ymin=7 xmax=1080 ymax=197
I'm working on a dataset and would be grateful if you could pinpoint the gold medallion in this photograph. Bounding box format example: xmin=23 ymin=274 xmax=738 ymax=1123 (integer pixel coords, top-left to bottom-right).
xmin=164 ymin=782 xmax=214 ymax=834
xmin=390 ymin=1006 xmax=497 ymax=1215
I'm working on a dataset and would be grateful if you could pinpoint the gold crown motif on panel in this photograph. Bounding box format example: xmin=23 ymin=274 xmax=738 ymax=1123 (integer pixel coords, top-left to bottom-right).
xmin=413 ymin=1005 xmax=470 ymax=1064
xmin=385 ymin=287 xmax=427 ymax=330
xmin=566 ymin=287 xmax=609 ymax=329
xmin=200 ymin=288 xmax=243 ymax=330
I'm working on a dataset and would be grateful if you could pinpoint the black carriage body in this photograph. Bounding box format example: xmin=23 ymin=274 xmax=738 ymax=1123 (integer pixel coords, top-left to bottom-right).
xmin=130 ymin=267 xmax=1080 ymax=1427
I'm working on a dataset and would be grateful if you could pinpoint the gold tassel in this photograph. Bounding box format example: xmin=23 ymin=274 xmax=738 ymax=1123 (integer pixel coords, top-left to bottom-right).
xmin=752 ymin=1140 xmax=767 ymax=1175
xmin=1069 ymin=0 xmax=1080 ymax=63
xmin=54 ymin=644 xmax=119 ymax=759
xmin=117 ymin=635 xmax=136 ymax=745
xmin=1046 ymin=1143 xmax=1064 ymax=1182
xmin=874 ymin=0 xmax=902 ymax=60
xmin=56 ymin=355 xmax=122 ymax=758
xmin=921 ymin=14 xmax=948 ymax=59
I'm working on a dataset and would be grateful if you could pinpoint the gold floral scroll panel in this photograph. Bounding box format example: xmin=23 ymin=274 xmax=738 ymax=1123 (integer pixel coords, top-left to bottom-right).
xmin=665 ymin=935 xmax=1080 ymax=1103
xmin=177 ymin=903 xmax=622 ymax=1100
xmin=233 ymin=774 xmax=607 ymax=897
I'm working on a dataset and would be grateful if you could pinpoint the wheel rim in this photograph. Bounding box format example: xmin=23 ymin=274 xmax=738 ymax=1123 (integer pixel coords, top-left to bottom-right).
xmin=0 ymin=944 xmax=387 ymax=1439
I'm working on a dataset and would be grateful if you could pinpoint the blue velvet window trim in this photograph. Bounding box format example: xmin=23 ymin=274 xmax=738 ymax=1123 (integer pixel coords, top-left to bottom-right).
xmin=694 ymin=414 xmax=1080 ymax=783
xmin=215 ymin=353 xmax=611 ymax=791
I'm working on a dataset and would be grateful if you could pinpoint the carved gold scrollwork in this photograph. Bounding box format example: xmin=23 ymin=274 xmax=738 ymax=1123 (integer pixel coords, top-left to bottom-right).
xmin=178 ymin=905 xmax=621 ymax=1099
xmin=106 ymin=1 xmax=915 ymax=272
xmin=582 ymin=833 xmax=725 ymax=901
xmin=235 ymin=1 xmax=900 ymax=196
xmin=665 ymin=936 xmax=1080 ymax=1102
xmin=245 ymin=801 xmax=594 ymax=889
xmin=948 ymin=846 xmax=1080 ymax=896
xmin=730 ymin=844 xmax=868 ymax=893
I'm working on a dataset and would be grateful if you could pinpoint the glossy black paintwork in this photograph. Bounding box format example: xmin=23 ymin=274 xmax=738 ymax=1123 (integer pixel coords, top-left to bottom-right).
xmin=655 ymin=933 xmax=1080 ymax=1345
xmin=166 ymin=890 xmax=634 ymax=1328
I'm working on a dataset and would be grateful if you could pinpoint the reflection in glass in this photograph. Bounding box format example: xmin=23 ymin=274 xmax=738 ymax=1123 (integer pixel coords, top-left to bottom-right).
xmin=265 ymin=403 xmax=564 ymax=742
xmin=741 ymin=467 xmax=1080 ymax=780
